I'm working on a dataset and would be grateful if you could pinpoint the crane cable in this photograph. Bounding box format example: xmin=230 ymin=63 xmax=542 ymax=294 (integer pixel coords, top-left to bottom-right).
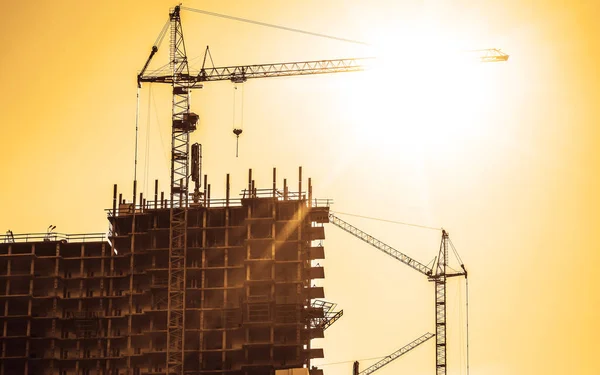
xmin=150 ymin=84 xmax=170 ymax=171
xmin=181 ymin=6 xmax=370 ymax=46
xmin=135 ymin=18 xmax=168 ymax=183
xmin=330 ymin=211 xmax=441 ymax=231
xmin=448 ymin=237 xmax=470 ymax=375
xmin=134 ymin=86 xmax=140 ymax=182
xmin=460 ymin=278 xmax=468 ymax=375
xmin=465 ymin=276 xmax=471 ymax=375
xmin=154 ymin=19 xmax=170 ymax=48
xmin=143 ymin=84 xmax=153 ymax=195
xmin=318 ymin=355 xmax=386 ymax=367
xmin=232 ymin=83 xmax=245 ymax=157
xmin=449 ymin=238 xmax=464 ymax=265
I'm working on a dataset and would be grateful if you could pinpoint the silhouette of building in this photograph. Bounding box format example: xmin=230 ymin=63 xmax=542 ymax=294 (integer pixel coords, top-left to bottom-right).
xmin=0 ymin=168 xmax=332 ymax=375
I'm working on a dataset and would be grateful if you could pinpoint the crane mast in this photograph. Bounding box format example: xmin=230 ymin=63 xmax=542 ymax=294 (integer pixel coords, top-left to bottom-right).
xmin=166 ymin=6 xmax=193 ymax=375
xmin=434 ymin=231 xmax=449 ymax=375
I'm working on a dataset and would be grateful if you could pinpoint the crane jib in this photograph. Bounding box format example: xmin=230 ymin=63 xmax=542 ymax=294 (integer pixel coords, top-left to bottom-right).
xmin=328 ymin=213 xmax=432 ymax=276
xmin=138 ymin=57 xmax=373 ymax=84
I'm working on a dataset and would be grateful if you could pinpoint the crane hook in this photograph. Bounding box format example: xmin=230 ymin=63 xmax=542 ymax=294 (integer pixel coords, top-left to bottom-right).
xmin=233 ymin=129 xmax=243 ymax=157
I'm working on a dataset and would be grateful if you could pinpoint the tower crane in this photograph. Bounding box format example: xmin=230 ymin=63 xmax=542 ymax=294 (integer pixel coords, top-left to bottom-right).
xmin=328 ymin=214 xmax=465 ymax=375
xmin=137 ymin=6 xmax=370 ymax=374
xmin=136 ymin=6 xmax=508 ymax=374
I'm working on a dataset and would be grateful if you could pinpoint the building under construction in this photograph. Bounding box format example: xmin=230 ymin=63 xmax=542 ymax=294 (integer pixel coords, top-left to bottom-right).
xmin=0 ymin=168 xmax=341 ymax=375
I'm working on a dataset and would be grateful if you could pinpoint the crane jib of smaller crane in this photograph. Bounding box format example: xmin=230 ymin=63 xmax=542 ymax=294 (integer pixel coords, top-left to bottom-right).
xmin=328 ymin=213 xmax=470 ymax=375
xmin=355 ymin=333 xmax=435 ymax=375
xmin=328 ymin=213 xmax=433 ymax=277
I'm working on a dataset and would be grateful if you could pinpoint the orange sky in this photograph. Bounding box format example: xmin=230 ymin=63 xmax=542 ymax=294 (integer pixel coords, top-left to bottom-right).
xmin=1 ymin=1 xmax=599 ymax=374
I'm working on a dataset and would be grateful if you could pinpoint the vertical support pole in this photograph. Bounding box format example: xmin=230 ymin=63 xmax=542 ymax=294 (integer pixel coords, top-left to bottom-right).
xmin=248 ymin=169 xmax=252 ymax=198
xmin=155 ymin=180 xmax=159 ymax=209
xmin=223 ymin=194 xmax=230 ymax=368
xmin=207 ymin=184 xmax=211 ymax=207
xmin=132 ymin=182 xmax=137 ymax=219
xmin=199 ymin=207 xmax=207 ymax=369
xmin=25 ymin=244 xmax=34 ymax=375
xmin=298 ymin=166 xmax=302 ymax=200
xmin=128 ymin=180 xmax=137 ymax=374
xmin=283 ymin=179 xmax=288 ymax=200
xmin=203 ymin=175 xmax=208 ymax=206
xmin=108 ymin=181 xmax=118 ymax=368
xmin=308 ymin=178 xmax=312 ymax=207
xmin=297 ymin=182 xmax=307 ymax=369
xmin=272 ymin=168 xmax=277 ymax=198
xmin=226 ymin=174 xmax=230 ymax=207
xmin=112 ymin=184 xmax=118 ymax=217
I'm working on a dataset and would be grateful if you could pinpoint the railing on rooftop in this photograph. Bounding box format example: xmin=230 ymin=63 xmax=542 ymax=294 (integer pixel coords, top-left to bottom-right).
xmin=1 ymin=232 xmax=107 ymax=244
xmin=241 ymin=188 xmax=305 ymax=199
xmin=105 ymin=191 xmax=333 ymax=218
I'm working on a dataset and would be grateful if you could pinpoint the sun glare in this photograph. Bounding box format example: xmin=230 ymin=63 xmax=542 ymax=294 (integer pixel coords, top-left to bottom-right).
xmin=347 ymin=27 xmax=491 ymax=157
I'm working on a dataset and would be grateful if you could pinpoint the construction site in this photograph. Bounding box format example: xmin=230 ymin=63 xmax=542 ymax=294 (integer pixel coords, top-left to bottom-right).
xmin=0 ymin=4 xmax=510 ymax=375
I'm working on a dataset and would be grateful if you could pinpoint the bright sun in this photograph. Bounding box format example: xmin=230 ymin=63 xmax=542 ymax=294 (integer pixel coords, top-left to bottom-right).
xmin=319 ymin=21 xmax=506 ymax=201
xmin=345 ymin=27 xmax=493 ymax=157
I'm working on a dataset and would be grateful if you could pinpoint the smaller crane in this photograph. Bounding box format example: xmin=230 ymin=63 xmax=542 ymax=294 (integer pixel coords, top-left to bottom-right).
xmin=353 ymin=333 xmax=435 ymax=375
xmin=329 ymin=214 xmax=466 ymax=375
